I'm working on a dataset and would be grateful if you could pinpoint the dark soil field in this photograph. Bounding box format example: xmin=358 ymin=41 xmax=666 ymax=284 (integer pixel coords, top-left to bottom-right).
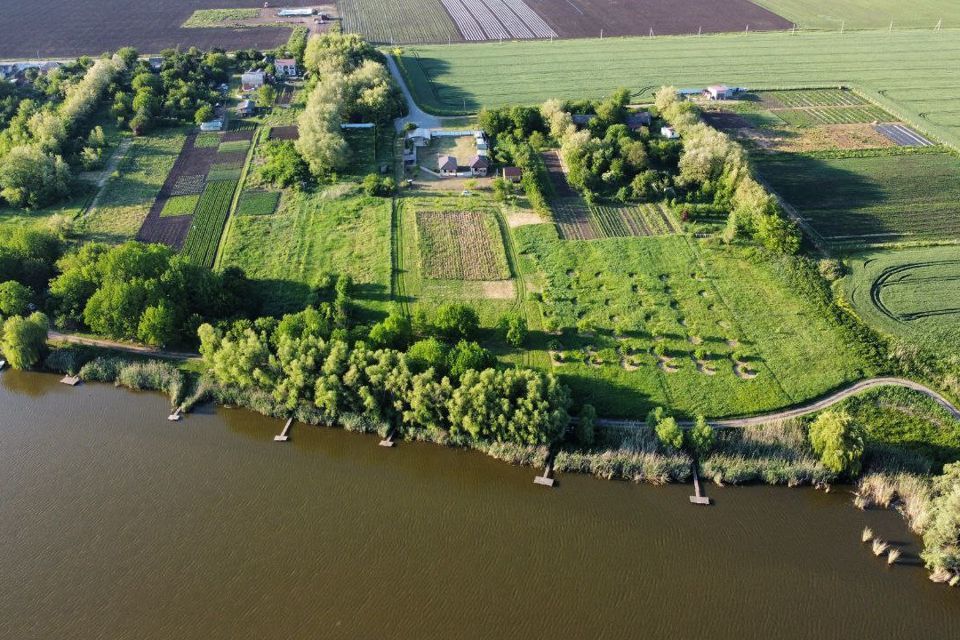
xmin=137 ymin=130 xmax=252 ymax=249
xmin=523 ymin=0 xmax=792 ymax=38
xmin=0 ymin=0 xmax=315 ymax=59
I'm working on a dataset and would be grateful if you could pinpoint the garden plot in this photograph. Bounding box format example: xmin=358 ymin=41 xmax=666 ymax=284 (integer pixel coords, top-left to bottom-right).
xmin=416 ymin=210 xmax=511 ymax=280
xmin=873 ymin=124 xmax=934 ymax=147
xmin=269 ymin=125 xmax=300 ymax=141
xmin=136 ymin=129 xmax=253 ymax=250
xmin=339 ymin=0 xmax=462 ymax=44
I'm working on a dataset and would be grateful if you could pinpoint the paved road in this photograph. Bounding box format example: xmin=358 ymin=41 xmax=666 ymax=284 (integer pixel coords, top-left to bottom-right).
xmin=48 ymin=331 xmax=199 ymax=362
xmin=384 ymin=54 xmax=447 ymax=132
xmin=597 ymin=377 xmax=960 ymax=429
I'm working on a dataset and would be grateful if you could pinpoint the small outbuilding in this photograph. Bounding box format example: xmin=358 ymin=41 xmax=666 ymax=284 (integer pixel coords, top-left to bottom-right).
xmin=275 ymin=58 xmax=298 ymax=77
xmin=502 ymin=167 xmax=522 ymax=183
xmin=241 ymin=70 xmax=266 ymax=92
xmin=237 ymin=99 xmax=256 ymax=116
xmin=438 ymin=155 xmax=458 ymax=176
xmin=469 ymin=155 xmax=490 ymax=177
xmin=200 ymin=119 xmax=224 ymax=132
xmin=704 ymin=85 xmax=734 ymax=100
xmin=661 ymin=126 xmax=679 ymax=140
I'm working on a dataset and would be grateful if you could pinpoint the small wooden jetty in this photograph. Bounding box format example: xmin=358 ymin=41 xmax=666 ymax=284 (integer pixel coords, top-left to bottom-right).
xmin=0 ymin=359 xmax=7 ymax=371
xmin=274 ymin=417 xmax=294 ymax=442
xmin=379 ymin=429 xmax=396 ymax=448
xmin=167 ymin=406 xmax=183 ymax=422
xmin=534 ymin=452 xmax=557 ymax=487
xmin=689 ymin=463 xmax=711 ymax=505
xmin=60 ymin=375 xmax=81 ymax=386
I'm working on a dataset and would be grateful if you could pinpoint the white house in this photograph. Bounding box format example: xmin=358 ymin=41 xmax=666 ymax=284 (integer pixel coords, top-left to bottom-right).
xmin=705 ymin=85 xmax=733 ymax=100
xmin=241 ymin=70 xmax=266 ymax=92
xmin=661 ymin=126 xmax=679 ymax=139
xmin=275 ymin=58 xmax=298 ymax=77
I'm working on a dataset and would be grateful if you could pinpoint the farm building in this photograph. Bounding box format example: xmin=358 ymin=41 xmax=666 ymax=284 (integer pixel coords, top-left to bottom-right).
xmin=627 ymin=112 xmax=652 ymax=129
xmin=661 ymin=126 xmax=679 ymax=139
xmin=277 ymin=8 xmax=314 ymax=17
xmin=704 ymin=85 xmax=738 ymax=100
xmin=469 ymin=155 xmax=490 ymax=177
xmin=438 ymin=155 xmax=458 ymax=176
xmin=237 ymin=99 xmax=255 ymax=116
xmin=502 ymin=167 xmax=522 ymax=183
xmin=241 ymin=70 xmax=265 ymax=92
xmin=275 ymin=58 xmax=297 ymax=77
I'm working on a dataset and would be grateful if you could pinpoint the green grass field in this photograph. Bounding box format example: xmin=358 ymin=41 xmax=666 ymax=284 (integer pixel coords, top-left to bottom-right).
xmin=398 ymin=29 xmax=960 ymax=146
xmin=236 ymin=190 xmax=280 ymax=216
xmin=749 ymin=0 xmax=960 ymax=31
xmin=755 ymin=150 xmax=960 ymax=248
xmin=77 ymin=129 xmax=187 ymax=243
xmin=513 ymin=225 xmax=868 ymax=417
xmin=0 ymin=193 xmax=91 ymax=235
xmin=339 ymin=0 xmax=460 ymax=44
xmin=844 ymin=246 xmax=960 ymax=353
xmin=219 ymin=185 xmax=392 ymax=317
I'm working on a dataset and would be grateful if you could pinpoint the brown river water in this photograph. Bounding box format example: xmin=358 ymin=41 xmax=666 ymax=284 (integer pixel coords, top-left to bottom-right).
xmin=1 ymin=370 xmax=957 ymax=639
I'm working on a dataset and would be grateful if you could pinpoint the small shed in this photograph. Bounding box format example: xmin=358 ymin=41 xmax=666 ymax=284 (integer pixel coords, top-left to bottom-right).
xmin=626 ymin=112 xmax=652 ymax=129
xmin=438 ymin=155 xmax=458 ymax=176
xmin=147 ymin=57 xmax=164 ymax=70
xmin=705 ymin=85 xmax=733 ymax=100
xmin=277 ymin=8 xmax=314 ymax=17
xmin=661 ymin=126 xmax=679 ymax=140
xmin=469 ymin=155 xmax=490 ymax=177
xmin=275 ymin=58 xmax=298 ymax=77
xmin=502 ymin=167 xmax=522 ymax=183
xmin=237 ymin=99 xmax=256 ymax=116
xmin=200 ymin=119 xmax=224 ymax=132
xmin=241 ymin=70 xmax=265 ymax=92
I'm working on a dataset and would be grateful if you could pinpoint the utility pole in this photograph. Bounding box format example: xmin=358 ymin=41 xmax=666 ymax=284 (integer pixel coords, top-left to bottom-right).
xmin=600 ymin=29 xmax=603 ymax=40
xmin=698 ymin=26 xmax=702 ymax=37
xmin=840 ymin=20 xmax=844 ymax=34
xmin=889 ymin=21 xmax=893 ymax=33
xmin=936 ymin=19 xmax=942 ymax=31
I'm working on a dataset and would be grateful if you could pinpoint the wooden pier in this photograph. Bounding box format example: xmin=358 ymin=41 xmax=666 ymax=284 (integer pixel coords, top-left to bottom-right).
xmin=274 ymin=417 xmax=294 ymax=442
xmin=689 ymin=463 xmax=711 ymax=505
xmin=379 ymin=429 xmax=396 ymax=447
xmin=60 ymin=375 xmax=81 ymax=386
xmin=0 ymin=359 xmax=7 ymax=371
xmin=534 ymin=453 xmax=557 ymax=487
xmin=167 ymin=406 xmax=183 ymax=422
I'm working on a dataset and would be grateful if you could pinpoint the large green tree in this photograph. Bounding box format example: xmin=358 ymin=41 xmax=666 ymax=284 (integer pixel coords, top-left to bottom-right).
xmin=1 ymin=311 xmax=48 ymax=369
xmin=808 ymin=409 xmax=864 ymax=476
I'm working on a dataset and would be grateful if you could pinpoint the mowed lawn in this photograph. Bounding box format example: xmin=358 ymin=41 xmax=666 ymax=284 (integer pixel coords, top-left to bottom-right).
xmin=755 ymin=151 xmax=960 ymax=247
xmin=77 ymin=129 xmax=187 ymax=243
xmin=218 ymin=185 xmax=392 ymax=318
xmin=844 ymin=246 xmax=960 ymax=354
xmin=398 ymin=29 xmax=960 ymax=146
xmin=749 ymin=0 xmax=960 ymax=30
xmin=513 ymin=225 xmax=867 ymax=418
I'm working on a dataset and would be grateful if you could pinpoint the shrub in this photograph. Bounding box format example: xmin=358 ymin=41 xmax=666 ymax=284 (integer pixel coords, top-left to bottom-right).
xmin=809 ymin=409 xmax=864 ymax=477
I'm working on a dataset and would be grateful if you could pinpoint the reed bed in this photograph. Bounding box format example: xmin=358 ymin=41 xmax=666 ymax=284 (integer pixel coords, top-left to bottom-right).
xmin=861 ymin=526 xmax=874 ymax=543
xmin=887 ymin=548 xmax=902 ymax=565
xmin=855 ymin=472 xmax=932 ymax=534
xmin=78 ymin=357 xmax=186 ymax=407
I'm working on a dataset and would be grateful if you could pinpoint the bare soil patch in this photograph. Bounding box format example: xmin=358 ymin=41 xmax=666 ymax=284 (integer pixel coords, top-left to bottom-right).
xmin=524 ymin=0 xmax=790 ymax=39
xmin=269 ymin=125 xmax=300 ymax=141
xmin=505 ymin=209 xmax=543 ymax=228
xmin=481 ymin=280 xmax=517 ymax=299
xmin=0 ymin=1 xmax=318 ymax=58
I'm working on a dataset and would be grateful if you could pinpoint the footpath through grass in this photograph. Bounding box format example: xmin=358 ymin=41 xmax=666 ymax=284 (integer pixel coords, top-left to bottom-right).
xmin=398 ymin=29 xmax=960 ymax=146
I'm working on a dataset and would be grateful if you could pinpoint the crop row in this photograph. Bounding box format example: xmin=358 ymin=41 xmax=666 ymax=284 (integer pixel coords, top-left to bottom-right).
xmin=764 ymin=88 xmax=866 ymax=108
xmin=417 ymin=210 xmax=510 ymax=279
xmin=339 ymin=0 xmax=462 ymax=44
xmin=774 ymin=105 xmax=891 ymax=127
xmin=182 ymin=180 xmax=239 ymax=266
xmin=442 ymin=0 xmax=555 ymax=42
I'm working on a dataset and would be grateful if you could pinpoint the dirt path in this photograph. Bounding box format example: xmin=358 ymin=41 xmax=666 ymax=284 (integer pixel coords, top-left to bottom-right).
xmin=596 ymin=377 xmax=960 ymax=430
xmin=48 ymin=331 xmax=200 ymax=362
xmin=80 ymin=139 xmax=132 ymax=217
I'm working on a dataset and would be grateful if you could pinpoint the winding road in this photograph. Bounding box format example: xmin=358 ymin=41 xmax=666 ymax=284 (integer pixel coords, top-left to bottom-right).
xmin=385 ymin=54 xmax=453 ymax=132
xmin=597 ymin=377 xmax=960 ymax=429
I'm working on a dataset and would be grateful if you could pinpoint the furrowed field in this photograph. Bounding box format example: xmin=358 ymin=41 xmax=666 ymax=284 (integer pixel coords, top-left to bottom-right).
xmin=398 ymin=29 xmax=960 ymax=146
xmin=339 ymin=0 xmax=461 ymax=44
xmin=755 ymin=150 xmax=960 ymax=248
xmin=749 ymin=0 xmax=960 ymax=31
